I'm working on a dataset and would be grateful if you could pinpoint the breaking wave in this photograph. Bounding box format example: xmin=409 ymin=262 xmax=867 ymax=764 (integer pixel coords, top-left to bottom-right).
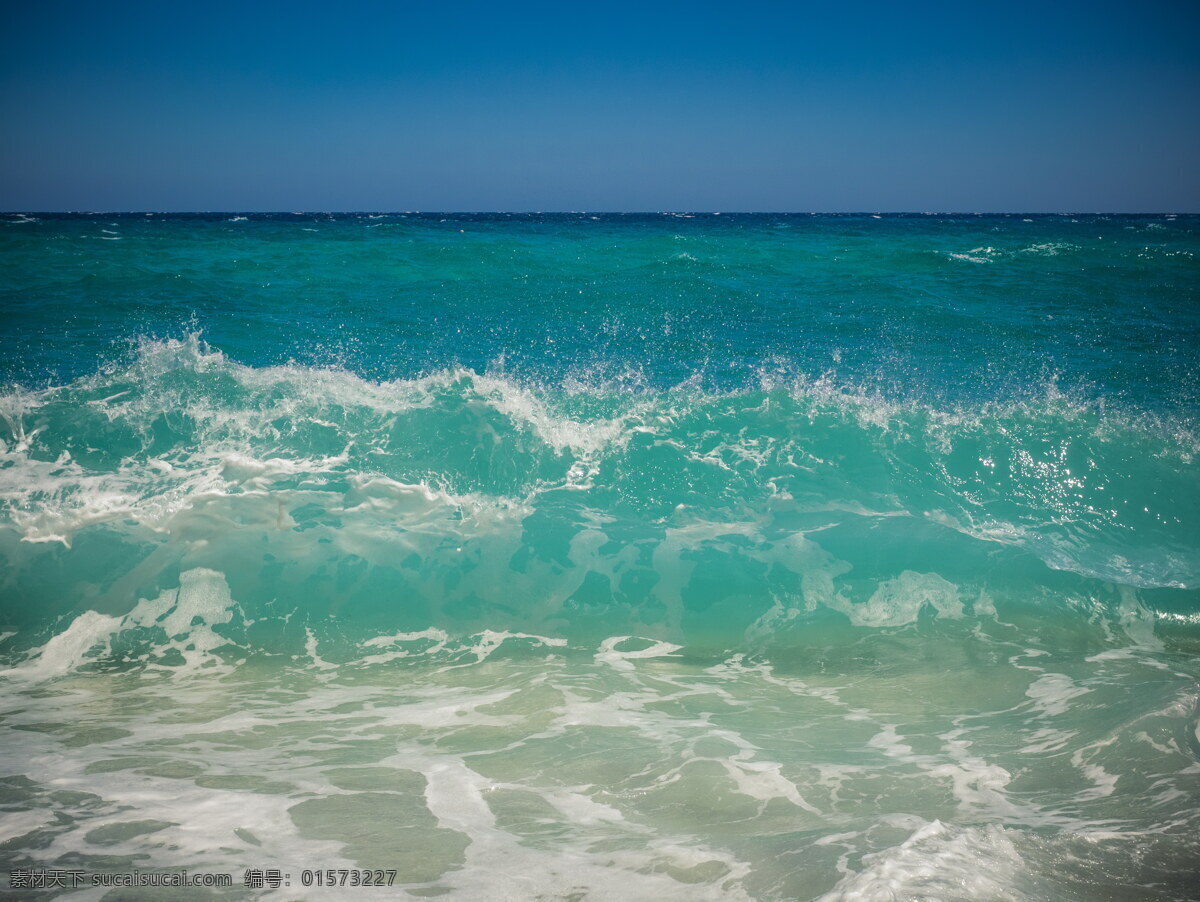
xmin=1 ymin=335 xmax=1197 ymax=669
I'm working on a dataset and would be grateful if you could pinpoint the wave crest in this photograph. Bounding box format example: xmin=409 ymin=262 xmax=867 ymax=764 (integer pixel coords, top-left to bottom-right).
xmin=0 ymin=337 xmax=1197 ymax=657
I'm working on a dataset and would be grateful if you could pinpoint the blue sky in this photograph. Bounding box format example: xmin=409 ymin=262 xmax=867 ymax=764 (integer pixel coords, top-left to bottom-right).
xmin=2 ymin=0 xmax=1197 ymax=211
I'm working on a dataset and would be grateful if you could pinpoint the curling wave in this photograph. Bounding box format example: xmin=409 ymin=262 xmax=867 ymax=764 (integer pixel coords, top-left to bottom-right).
xmin=0 ymin=335 xmax=1197 ymax=667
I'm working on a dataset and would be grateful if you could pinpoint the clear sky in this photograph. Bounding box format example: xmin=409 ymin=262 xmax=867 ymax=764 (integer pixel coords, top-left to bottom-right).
xmin=1 ymin=0 xmax=1197 ymax=212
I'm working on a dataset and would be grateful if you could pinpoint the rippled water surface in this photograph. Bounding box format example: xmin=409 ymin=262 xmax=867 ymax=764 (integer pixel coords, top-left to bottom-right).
xmin=1 ymin=213 xmax=1198 ymax=900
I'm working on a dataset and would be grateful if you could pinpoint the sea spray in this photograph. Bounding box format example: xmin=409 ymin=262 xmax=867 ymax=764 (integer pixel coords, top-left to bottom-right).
xmin=1 ymin=213 xmax=1197 ymax=900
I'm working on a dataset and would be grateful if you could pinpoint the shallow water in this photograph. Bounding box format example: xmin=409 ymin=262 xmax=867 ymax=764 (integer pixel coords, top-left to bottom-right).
xmin=1 ymin=213 xmax=1198 ymax=899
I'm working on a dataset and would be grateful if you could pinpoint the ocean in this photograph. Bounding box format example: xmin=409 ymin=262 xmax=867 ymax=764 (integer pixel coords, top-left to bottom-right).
xmin=0 ymin=212 xmax=1197 ymax=900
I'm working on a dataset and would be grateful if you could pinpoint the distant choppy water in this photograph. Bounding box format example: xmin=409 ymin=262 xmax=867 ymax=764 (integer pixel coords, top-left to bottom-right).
xmin=1 ymin=212 xmax=1198 ymax=900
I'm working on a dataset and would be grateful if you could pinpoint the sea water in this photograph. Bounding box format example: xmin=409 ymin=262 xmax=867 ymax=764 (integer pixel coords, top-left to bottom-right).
xmin=0 ymin=213 xmax=1197 ymax=900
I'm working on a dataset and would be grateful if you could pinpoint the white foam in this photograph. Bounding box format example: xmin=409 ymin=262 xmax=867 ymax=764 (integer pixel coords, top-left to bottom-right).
xmin=1025 ymin=673 xmax=1090 ymax=718
xmin=947 ymin=247 xmax=997 ymax=264
xmin=5 ymin=610 xmax=122 ymax=681
xmin=0 ymin=809 xmax=54 ymax=843
xmin=1019 ymin=242 xmax=1075 ymax=256
xmin=154 ymin=568 xmax=235 ymax=669
xmin=828 ymin=571 xmax=962 ymax=627
xmin=596 ymin=636 xmax=684 ymax=671
xmin=817 ymin=820 xmax=1026 ymax=902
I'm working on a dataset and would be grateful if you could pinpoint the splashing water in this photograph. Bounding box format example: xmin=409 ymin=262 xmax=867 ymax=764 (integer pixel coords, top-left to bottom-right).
xmin=1 ymin=213 xmax=1198 ymax=900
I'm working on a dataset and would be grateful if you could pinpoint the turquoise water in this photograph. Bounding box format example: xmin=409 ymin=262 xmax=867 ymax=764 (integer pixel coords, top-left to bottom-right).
xmin=1 ymin=213 xmax=1198 ymax=900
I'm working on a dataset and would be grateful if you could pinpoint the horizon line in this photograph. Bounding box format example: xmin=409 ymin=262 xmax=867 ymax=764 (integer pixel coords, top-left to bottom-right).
xmin=4 ymin=210 xmax=1194 ymax=217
